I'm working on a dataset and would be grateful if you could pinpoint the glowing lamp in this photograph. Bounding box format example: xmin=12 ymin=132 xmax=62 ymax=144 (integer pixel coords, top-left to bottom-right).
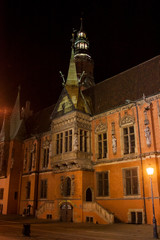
xmin=146 ymin=167 xmax=154 ymax=176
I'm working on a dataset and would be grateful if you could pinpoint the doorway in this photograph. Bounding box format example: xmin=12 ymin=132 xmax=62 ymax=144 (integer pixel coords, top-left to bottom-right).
xmin=60 ymin=202 xmax=73 ymax=222
xmin=86 ymin=188 xmax=92 ymax=202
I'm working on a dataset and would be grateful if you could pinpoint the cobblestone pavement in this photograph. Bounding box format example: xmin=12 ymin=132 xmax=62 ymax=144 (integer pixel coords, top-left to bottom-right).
xmin=0 ymin=216 xmax=159 ymax=240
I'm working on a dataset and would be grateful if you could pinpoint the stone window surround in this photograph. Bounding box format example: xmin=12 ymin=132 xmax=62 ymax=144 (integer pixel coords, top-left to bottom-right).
xmin=96 ymin=171 xmax=110 ymax=198
xmin=122 ymin=166 xmax=140 ymax=197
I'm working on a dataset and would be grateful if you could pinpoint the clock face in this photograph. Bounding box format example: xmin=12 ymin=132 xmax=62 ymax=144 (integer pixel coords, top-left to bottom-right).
xmin=57 ymin=95 xmax=73 ymax=113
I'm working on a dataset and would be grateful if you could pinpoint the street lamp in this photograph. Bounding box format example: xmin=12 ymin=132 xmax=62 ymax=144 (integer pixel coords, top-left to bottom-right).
xmin=146 ymin=167 xmax=158 ymax=239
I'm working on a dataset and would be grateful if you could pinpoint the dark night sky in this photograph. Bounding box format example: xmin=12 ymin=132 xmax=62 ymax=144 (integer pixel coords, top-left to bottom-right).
xmin=0 ymin=0 xmax=160 ymax=119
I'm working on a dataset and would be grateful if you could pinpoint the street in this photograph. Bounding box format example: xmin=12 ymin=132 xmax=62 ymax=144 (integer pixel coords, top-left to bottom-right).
xmin=0 ymin=219 xmax=159 ymax=240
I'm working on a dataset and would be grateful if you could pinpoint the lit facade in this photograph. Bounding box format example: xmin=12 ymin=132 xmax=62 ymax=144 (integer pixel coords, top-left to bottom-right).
xmin=1 ymin=21 xmax=160 ymax=225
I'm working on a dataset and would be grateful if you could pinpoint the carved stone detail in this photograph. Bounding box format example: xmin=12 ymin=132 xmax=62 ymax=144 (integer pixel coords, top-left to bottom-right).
xmin=120 ymin=114 xmax=135 ymax=126
xmin=95 ymin=122 xmax=107 ymax=133
xmin=144 ymin=110 xmax=149 ymax=125
xmin=144 ymin=126 xmax=151 ymax=147
xmin=112 ymin=135 xmax=117 ymax=155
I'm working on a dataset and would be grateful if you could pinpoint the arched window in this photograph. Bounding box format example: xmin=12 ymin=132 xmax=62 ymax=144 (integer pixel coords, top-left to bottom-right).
xmin=86 ymin=188 xmax=92 ymax=202
xmin=64 ymin=177 xmax=71 ymax=197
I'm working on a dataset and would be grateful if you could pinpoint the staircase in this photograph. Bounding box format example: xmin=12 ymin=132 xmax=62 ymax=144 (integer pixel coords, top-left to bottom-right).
xmin=36 ymin=201 xmax=54 ymax=218
xmin=83 ymin=202 xmax=114 ymax=224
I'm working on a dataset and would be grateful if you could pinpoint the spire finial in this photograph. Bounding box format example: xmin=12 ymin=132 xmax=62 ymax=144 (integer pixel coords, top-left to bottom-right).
xmin=80 ymin=17 xmax=83 ymax=32
xmin=18 ymin=85 xmax=21 ymax=94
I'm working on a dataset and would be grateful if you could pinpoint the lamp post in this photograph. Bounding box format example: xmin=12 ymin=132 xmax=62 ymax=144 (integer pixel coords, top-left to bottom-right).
xmin=146 ymin=167 xmax=158 ymax=239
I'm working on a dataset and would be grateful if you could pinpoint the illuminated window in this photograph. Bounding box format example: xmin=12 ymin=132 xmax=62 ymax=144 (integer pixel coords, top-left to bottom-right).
xmin=80 ymin=42 xmax=85 ymax=49
xmin=98 ymin=133 xmax=107 ymax=159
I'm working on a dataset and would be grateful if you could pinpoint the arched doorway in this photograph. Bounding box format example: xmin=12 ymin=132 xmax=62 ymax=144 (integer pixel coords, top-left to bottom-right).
xmin=60 ymin=202 xmax=73 ymax=222
xmin=86 ymin=188 xmax=92 ymax=202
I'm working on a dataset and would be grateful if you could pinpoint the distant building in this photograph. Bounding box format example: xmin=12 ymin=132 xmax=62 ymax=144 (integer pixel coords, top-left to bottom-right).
xmin=1 ymin=20 xmax=160 ymax=224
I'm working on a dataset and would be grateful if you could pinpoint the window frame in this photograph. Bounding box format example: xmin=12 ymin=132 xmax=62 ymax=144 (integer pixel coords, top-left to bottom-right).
xmin=122 ymin=125 xmax=135 ymax=155
xmin=40 ymin=179 xmax=48 ymax=199
xmin=56 ymin=129 xmax=73 ymax=155
xmin=96 ymin=171 xmax=109 ymax=197
xmin=42 ymin=147 xmax=49 ymax=168
xmin=123 ymin=167 xmax=140 ymax=196
xmin=97 ymin=132 xmax=107 ymax=159
xmin=79 ymin=129 xmax=88 ymax=153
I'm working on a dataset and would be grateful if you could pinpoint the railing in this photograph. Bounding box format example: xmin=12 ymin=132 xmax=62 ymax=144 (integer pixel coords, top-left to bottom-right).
xmin=36 ymin=201 xmax=54 ymax=217
xmin=83 ymin=201 xmax=114 ymax=224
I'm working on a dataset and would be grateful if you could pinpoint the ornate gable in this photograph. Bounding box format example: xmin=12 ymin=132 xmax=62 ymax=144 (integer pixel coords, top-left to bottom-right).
xmin=51 ymin=87 xmax=75 ymax=119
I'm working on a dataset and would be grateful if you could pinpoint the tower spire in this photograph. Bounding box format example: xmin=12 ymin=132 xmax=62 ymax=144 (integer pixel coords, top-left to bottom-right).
xmin=65 ymin=32 xmax=78 ymax=86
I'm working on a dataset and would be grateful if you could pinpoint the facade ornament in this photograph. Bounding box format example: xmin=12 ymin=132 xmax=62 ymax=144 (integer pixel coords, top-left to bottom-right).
xmin=120 ymin=114 xmax=135 ymax=126
xmin=31 ymin=143 xmax=36 ymax=168
xmin=73 ymin=133 xmax=78 ymax=151
xmin=144 ymin=110 xmax=149 ymax=125
xmin=95 ymin=122 xmax=107 ymax=133
xmin=112 ymin=135 xmax=117 ymax=155
xmin=111 ymin=122 xmax=115 ymax=135
xmin=144 ymin=126 xmax=151 ymax=147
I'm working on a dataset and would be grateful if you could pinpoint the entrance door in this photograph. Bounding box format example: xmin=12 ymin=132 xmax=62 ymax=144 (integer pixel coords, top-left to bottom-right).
xmin=60 ymin=203 xmax=73 ymax=222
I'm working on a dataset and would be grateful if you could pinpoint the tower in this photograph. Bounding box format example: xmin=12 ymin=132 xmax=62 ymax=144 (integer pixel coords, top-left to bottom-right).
xmin=74 ymin=18 xmax=94 ymax=89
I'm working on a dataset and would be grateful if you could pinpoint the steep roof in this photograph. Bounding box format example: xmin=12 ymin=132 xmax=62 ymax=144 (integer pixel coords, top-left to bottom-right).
xmin=25 ymin=104 xmax=55 ymax=137
xmin=83 ymin=55 xmax=160 ymax=115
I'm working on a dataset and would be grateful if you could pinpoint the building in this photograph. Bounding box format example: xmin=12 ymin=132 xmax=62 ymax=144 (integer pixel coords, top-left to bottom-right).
xmin=1 ymin=20 xmax=160 ymax=225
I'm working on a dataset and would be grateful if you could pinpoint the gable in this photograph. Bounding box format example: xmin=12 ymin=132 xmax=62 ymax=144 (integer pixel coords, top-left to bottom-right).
xmin=51 ymin=88 xmax=75 ymax=119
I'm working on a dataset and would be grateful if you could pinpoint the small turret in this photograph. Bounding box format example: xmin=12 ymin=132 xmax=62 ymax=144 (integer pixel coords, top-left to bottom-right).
xmin=74 ymin=18 xmax=90 ymax=56
xmin=74 ymin=18 xmax=95 ymax=89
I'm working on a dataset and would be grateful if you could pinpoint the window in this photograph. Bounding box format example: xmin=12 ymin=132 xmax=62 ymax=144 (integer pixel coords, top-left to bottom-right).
xmin=79 ymin=130 xmax=88 ymax=152
xmin=97 ymin=172 xmax=109 ymax=197
xmin=0 ymin=188 xmax=4 ymax=200
xmin=123 ymin=126 xmax=135 ymax=154
xmin=130 ymin=211 xmax=143 ymax=224
xmin=56 ymin=130 xmax=72 ymax=155
xmin=56 ymin=133 xmax=63 ymax=154
xmin=26 ymin=182 xmax=31 ymax=199
xmin=29 ymin=152 xmax=33 ymax=171
xmin=40 ymin=179 xmax=47 ymax=198
xmin=98 ymin=133 xmax=107 ymax=159
xmin=43 ymin=148 xmax=49 ymax=168
xmin=65 ymin=130 xmax=72 ymax=152
xmin=14 ymin=192 xmax=18 ymax=200
xmin=123 ymin=168 xmax=139 ymax=195
xmin=64 ymin=177 xmax=71 ymax=197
